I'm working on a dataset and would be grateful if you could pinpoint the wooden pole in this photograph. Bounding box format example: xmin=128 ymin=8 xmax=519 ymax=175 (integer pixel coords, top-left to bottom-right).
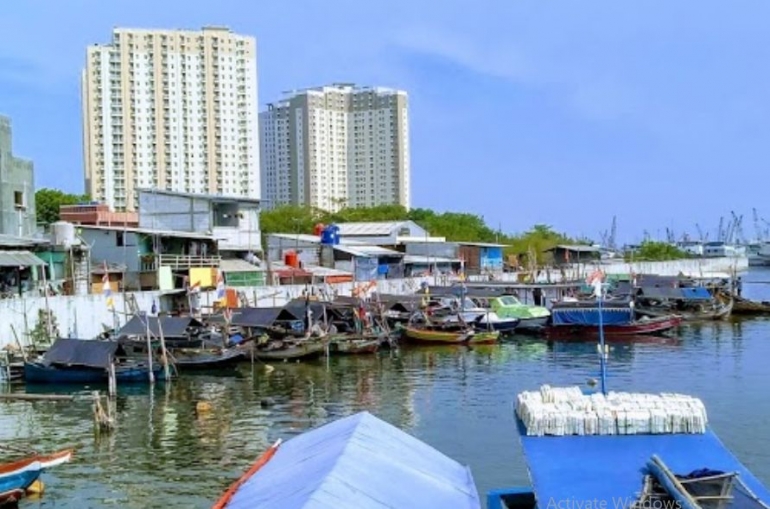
xmin=108 ymin=363 xmax=116 ymax=397
xmin=145 ymin=316 xmax=155 ymax=384
xmin=158 ymin=318 xmax=170 ymax=381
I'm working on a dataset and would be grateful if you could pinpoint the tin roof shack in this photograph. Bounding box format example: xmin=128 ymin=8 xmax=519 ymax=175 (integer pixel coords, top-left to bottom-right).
xmin=0 ymin=234 xmax=48 ymax=298
xmin=79 ymin=225 xmax=219 ymax=291
xmin=396 ymin=238 xmax=462 ymax=277
xmin=336 ymin=221 xmax=427 ymax=246
xmin=266 ymin=233 xmax=403 ymax=282
xmin=544 ymin=244 xmax=601 ymax=265
xmin=458 ymin=242 xmax=507 ymax=275
xmin=137 ymin=189 xmax=262 ymax=254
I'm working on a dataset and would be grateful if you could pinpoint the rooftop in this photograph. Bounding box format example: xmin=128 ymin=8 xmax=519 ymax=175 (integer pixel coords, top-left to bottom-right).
xmin=78 ymin=224 xmax=217 ymax=240
xmin=337 ymin=221 xmax=415 ymax=236
xmin=0 ymin=234 xmax=49 ymax=248
xmin=137 ymin=188 xmax=261 ymax=205
xmin=544 ymin=244 xmax=601 ymax=253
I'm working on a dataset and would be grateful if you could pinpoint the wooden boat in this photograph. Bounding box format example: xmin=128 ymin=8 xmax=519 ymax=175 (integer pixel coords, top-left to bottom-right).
xmin=635 ymin=293 xmax=733 ymax=321
xmin=24 ymin=362 xmax=164 ymax=384
xmin=0 ymin=449 xmax=72 ymax=506
xmin=328 ymin=336 xmax=380 ymax=355
xmin=253 ymin=340 xmax=326 ymax=361
xmin=404 ymin=326 xmax=500 ymax=345
xmin=732 ymin=295 xmax=770 ymax=315
xmin=544 ymin=315 xmax=682 ymax=340
xmin=544 ymin=299 xmax=682 ymax=340
xmin=171 ymin=348 xmax=245 ymax=370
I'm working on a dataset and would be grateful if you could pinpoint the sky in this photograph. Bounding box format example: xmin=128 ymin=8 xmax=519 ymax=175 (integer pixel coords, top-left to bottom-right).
xmin=2 ymin=1 xmax=770 ymax=244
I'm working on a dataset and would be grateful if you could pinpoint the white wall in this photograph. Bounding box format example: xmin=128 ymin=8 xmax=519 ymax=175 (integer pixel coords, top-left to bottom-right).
xmin=0 ymin=277 xmax=429 ymax=349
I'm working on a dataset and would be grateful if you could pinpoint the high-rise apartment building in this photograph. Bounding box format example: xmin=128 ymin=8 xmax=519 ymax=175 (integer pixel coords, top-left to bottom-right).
xmin=82 ymin=26 xmax=259 ymax=211
xmin=259 ymin=84 xmax=410 ymax=212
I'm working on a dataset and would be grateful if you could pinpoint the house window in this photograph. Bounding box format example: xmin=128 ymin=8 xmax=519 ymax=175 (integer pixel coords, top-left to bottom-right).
xmin=116 ymin=231 xmax=125 ymax=247
xmin=14 ymin=191 xmax=25 ymax=210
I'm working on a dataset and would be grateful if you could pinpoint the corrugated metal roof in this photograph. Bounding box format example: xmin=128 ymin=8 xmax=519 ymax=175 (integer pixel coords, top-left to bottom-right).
xmin=458 ymin=242 xmax=508 ymax=248
xmin=403 ymin=255 xmax=460 ymax=264
xmin=0 ymin=234 xmax=48 ymax=248
xmin=0 ymin=250 xmax=45 ymax=267
xmin=333 ymin=244 xmax=403 ymax=257
xmin=223 ymin=411 xmax=481 ymax=509
xmin=545 ymin=244 xmax=601 ymax=253
xmin=336 ymin=221 xmax=412 ymax=236
xmin=78 ymin=224 xmax=216 ymax=240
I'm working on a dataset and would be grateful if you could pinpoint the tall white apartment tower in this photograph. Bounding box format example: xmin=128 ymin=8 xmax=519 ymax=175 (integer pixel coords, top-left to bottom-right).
xmin=82 ymin=27 xmax=259 ymax=211
xmin=260 ymin=84 xmax=410 ymax=212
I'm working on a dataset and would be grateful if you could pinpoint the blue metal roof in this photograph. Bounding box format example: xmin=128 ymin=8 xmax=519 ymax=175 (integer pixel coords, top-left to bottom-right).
xmin=224 ymin=411 xmax=481 ymax=509
xmin=519 ymin=421 xmax=770 ymax=506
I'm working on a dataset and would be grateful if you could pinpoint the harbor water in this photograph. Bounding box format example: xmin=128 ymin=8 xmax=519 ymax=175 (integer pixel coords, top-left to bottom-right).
xmin=2 ymin=270 xmax=770 ymax=508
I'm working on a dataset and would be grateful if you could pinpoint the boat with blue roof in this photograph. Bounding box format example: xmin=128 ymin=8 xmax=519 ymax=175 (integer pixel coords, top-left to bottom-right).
xmin=488 ymin=271 xmax=769 ymax=509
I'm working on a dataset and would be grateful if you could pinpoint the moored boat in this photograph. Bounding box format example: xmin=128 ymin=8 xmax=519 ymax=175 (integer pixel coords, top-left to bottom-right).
xmin=0 ymin=449 xmax=72 ymax=506
xmin=212 ymin=412 xmax=481 ymax=508
xmin=170 ymin=348 xmax=245 ymax=370
xmin=404 ymin=326 xmax=500 ymax=345
xmin=327 ymin=335 xmax=380 ymax=355
xmin=252 ymin=339 xmax=326 ymax=361
xmin=543 ymin=299 xmax=681 ymax=340
xmin=487 ymin=295 xmax=550 ymax=332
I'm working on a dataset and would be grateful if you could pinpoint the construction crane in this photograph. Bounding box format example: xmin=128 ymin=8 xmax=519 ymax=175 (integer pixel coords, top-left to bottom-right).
xmin=717 ymin=217 xmax=725 ymax=242
xmin=730 ymin=211 xmax=744 ymax=245
xmin=665 ymin=228 xmax=675 ymax=244
xmin=608 ymin=216 xmax=617 ymax=251
xmin=753 ymin=208 xmax=764 ymax=242
xmin=695 ymin=223 xmax=707 ymax=243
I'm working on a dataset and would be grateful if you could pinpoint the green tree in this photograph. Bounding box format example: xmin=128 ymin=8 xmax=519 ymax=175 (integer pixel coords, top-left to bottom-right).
xmin=35 ymin=188 xmax=90 ymax=225
xmin=626 ymin=241 xmax=689 ymax=261
xmin=505 ymin=224 xmax=583 ymax=265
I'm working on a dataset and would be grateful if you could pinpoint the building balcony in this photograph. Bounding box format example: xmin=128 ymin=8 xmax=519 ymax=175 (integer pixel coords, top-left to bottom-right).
xmin=140 ymin=253 xmax=222 ymax=271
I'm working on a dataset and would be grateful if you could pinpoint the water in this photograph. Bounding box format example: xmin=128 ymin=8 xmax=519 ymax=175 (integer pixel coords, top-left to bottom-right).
xmin=2 ymin=269 xmax=770 ymax=508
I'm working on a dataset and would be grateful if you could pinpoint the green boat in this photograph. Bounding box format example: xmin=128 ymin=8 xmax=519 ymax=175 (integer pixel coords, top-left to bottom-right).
xmin=488 ymin=295 xmax=550 ymax=331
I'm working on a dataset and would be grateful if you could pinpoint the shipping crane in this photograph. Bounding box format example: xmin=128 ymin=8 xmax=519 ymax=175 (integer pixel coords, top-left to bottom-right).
xmin=754 ymin=208 xmax=764 ymax=242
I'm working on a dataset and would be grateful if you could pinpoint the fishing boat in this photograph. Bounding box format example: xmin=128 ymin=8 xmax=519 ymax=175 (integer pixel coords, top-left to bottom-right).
xmin=0 ymin=449 xmax=72 ymax=506
xmin=730 ymin=295 xmax=770 ymax=315
xmin=543 ymin=299 xmax=682 ymax=340
xmin=403 ymin=325 xmax=500 ymax=345
xmin=327 ymin=334 xmax=381 ymax=355
xmin=212 ymin=412 xmax=481 ymax=509
xmin=252 ymin=339 xmax=326 ymax=361
xmin=634 ymin=287 xmax=734 ymax=321
xmin=487 ymin=295 xmax=550 ymax=331
xmin=169 ymin=348 xmax=245 ymax=370
xmin=487 ymin=271 xmax=770 ymax=509
xmin=23 ymin=338 xmax=163 ymax=385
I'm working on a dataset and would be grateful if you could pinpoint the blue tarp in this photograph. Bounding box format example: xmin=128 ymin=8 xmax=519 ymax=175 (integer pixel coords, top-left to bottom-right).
xmin=551 ymin=307 xmax=633 ymax=326
xmin=680 ymin=287 xmax=712 ymax=300
xmin=224 ymin=411 xmax=481 ymax=509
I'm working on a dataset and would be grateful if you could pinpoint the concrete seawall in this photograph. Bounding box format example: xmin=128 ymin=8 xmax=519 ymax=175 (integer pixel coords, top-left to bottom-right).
xmin=0 ymin=277 xmax=428 ymax=349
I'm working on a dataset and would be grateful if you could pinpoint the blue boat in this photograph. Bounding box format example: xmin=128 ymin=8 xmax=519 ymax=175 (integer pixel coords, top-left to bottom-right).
xmin=0 ymin=449 xmax=73 ymax=506
xmin=213 ymin=411 xmax=482 ymax=509
xmin=23 ymin=337 xmax=164 ymax=385
xmin=488 ymin=274 xmax=770 ymax=509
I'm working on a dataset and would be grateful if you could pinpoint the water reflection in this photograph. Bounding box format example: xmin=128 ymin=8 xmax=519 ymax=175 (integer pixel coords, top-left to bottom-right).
xmin=0 ymin=319 xmax=769 ymax=508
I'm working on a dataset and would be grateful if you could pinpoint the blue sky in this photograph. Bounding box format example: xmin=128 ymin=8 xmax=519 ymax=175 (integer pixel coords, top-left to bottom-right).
xmin=2 ymin=1 xmax=770 ymax=243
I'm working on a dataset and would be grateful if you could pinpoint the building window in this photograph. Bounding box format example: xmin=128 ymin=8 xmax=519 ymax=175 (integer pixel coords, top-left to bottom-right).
xmin=116 ymin=231 xmax=125 ymax=247
xmin=14 ymin=191 xmax=25 ymax=210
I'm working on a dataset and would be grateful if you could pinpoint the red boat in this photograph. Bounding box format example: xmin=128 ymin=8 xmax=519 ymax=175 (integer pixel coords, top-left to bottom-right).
xmin=543 ymin=299 xmax=682 ymax=341
xmin=544 ymin=315 xmax=682 ymax=340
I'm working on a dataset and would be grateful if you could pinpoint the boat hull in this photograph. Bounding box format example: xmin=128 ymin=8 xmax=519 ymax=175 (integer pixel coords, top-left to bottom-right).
xmin=0 ymin=449 xmax=72 ymax=506
xmin=173 ymin=349 xmax=245 ymax=370
xmin=404 ymin=327 xmax=500 ymax=344
xmin=24 ymin=362 xmax=163 ymax=384
xmin=329 ymin=338 xmax=380 ymax=355
xmin=253 ymin=342 xmax=326 ymax=361
xmin=543 ymin=315 xmax=682 ymax=340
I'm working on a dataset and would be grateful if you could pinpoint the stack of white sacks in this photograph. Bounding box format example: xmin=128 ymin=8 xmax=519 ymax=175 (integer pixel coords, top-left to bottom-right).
xmin=516 ymin=385 xmax=708 ymax=436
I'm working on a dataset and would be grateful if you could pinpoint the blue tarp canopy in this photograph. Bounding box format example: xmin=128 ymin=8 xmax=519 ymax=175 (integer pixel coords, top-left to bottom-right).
xmin=519 ymin=424 xmax=770 ymax=505
xmin=680 ymin=287 xmax=712 ymax=300
xmin=551 ymin=306 xmax=633 ymax=326
xmin=223 ymin=411 xmax=481 ymax=509
xmin=638 ymin=286 xmax=713 ymax=301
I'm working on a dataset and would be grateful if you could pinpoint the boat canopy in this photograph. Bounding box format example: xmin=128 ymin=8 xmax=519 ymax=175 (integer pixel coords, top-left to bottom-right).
xmin=42 ymin=338 xmax=119 ymax=369
xmin=118 ymin=316 xmax=204 ymax=338
xmin=551 ymin=303 xmax=633 ymax=326
xmin=220 ymin=411 xmax=481 ymax=509
xmin=638 ymin=287 xmax=713 ymax=301
xmin=229 ymin=307 xmax=300 ymax=328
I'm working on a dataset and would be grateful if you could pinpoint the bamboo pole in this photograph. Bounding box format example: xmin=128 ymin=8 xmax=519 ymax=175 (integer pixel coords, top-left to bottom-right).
xmin=145 ymin=315 xmax=155 ymax=384
xmin=157 ymin=318 xmax=171 ymax=382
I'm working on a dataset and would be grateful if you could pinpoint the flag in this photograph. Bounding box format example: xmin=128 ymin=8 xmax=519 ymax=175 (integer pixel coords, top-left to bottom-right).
xmin=102 ymin=262 xmax=114 ymax=309
xmin=216 ymin=269 xmax=225 ymax=301
xmin=586 ymin=269 xmax=605 ymax=285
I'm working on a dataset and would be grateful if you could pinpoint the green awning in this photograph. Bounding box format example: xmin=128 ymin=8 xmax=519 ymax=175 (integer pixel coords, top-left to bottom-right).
xmin=0 ymin=250 xmax=45 ymax=268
